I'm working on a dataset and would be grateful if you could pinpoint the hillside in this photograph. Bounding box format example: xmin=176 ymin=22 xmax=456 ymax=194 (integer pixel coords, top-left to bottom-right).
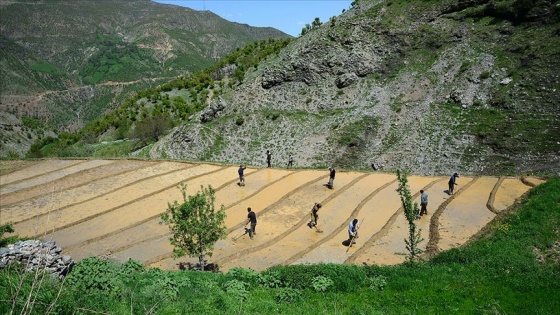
xmin=0 ymin=0 xmax=289 ymax=157
xmin=147 ymin=0 xmax=559 ymax=176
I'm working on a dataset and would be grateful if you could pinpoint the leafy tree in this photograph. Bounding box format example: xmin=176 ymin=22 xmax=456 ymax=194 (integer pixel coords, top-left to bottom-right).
xmin=312 ymin=17 xmax=322 ymax=28
xmin=396 ymin=170 xmax=423 ymax=262
xmin=301 ymin=24 xmax=312 ymax=36
xmin=129 ymin=115 xmax=173 ymax=145
xmin=160 ymin=184 xmax=227 ymax=270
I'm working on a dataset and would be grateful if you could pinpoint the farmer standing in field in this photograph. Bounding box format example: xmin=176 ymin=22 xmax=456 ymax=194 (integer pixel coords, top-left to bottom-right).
xmin=347 ymin=218 xmax=360 ymax=244
xmin=309 ymin=202 xmax=322 ymax=228
xmin=448 ymin=172 xmax=459 ymax=195
xmin=287 ymin=154 xmax=294 ymax=169
xmin=238 ymin=165 xmax=246 ymax=186
xmin=419 ymin=189 xmax=428 ymax=216
xmin=245 ymin=207 xmax=257 ymax=239
xmin=266 ymin=150 xmax=272 ymax=168
xmin=327 ymin=166 xmax=336 ymax=189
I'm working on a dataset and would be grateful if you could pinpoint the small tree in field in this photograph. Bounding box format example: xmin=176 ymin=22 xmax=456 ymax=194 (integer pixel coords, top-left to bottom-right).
xmin=396 ymin=170 xmax=423 ymax=262
xmin=160 ymin=184 xmax=227 ymax=270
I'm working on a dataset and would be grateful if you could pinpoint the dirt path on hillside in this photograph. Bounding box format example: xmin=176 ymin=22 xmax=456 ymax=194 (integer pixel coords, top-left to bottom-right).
xmin=0 ymin=159 xmax=545 ymax=271
xmin=0 ymin=77 xmax=176 ymax=113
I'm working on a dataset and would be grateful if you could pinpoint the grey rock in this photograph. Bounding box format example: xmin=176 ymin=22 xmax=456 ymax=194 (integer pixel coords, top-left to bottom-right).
xmin=0 ymin=239 xmax=74 ymax=279
xmin=200 ymin=103 xmax=225 ymax=123
xmin=335 ymin=72 xmax=358 ymax=88
xmin=62 ymin=255 xmax=73 ymax=264
xmin=500 ymin=77 xmax=512 ymax=85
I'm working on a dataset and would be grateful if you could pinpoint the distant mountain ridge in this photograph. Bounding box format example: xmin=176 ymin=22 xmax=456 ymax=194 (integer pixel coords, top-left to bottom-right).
xmin=0 ymin=0 xmax=289 ymax=157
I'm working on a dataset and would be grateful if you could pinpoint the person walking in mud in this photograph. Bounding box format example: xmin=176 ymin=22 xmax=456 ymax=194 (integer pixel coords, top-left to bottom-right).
xmin=448 ymin=172 xmax=459 ymax=195
xmin=347 ymin=218 xmax=360 ymax=244
xmin=245 ymin=207 xmax=257 ymax=239
xmin=238 ymin=165 xmax=246 ymax=186
xmin=327 ymin=166 xmax=336 ymax=189
xmin=419 ymin=189 xmax=428 ymax=217
xmin=266 ymin=150 xmax=272 ymax=168
xmin=287 ymin=154 xmax=294 ymax=169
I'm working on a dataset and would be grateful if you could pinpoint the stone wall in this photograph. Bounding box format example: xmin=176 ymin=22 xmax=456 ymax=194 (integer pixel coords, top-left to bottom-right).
xmin=0 ymin=240 xmax=74 ymax=279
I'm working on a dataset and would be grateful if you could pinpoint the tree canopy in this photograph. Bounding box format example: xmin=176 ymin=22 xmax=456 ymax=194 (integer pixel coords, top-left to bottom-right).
xmin=160 ymin=184 xmax=227 ymax=270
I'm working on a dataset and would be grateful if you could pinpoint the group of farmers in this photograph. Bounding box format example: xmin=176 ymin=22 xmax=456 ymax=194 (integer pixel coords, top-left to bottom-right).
xmin=236 ymin=150 xmax=460 ymax=246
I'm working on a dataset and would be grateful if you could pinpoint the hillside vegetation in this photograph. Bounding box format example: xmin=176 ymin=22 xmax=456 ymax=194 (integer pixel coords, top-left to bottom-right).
xmin=26 ymin=0 xmax=559 ymax=176
xmin=2 ymin=177 xmax=559 ymax=314
xmin=25 ymin=38 xmax=291 ymax=158
xmin=0 ymin=0 xmax=289 ymax=157
xmin=148 ymin=0 xmax=559 ymax=175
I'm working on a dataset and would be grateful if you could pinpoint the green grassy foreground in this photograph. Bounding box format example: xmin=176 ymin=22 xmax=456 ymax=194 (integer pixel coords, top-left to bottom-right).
xmin=1 ymin=178 xmax=559 ymax=314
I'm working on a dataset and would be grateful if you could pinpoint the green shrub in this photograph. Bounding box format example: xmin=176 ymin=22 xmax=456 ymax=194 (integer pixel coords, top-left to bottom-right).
xmin=480 ymin=70 xmax=491 ymax=80
xmin=275 ymin=288 xmax=303 ymax=304
xmin=129 ymin=115 xmax=173 ymax=145
xmin=138 ymin=269 xmax=182 ymax=302
xmin=223 ymin=279 xmax=248 ymax=300
xmin=235 ymin=116 xmax=245 ymax=126
xmin=6 ymin=151 xmax=21 ymax=160
xmin=430 ymin=247 xmax=477 ymax=264
xmin=258 ymin=270 xmax=282 ymax=288
xmin=311 ymin=275 xmax=334 ymax=292
xmin=226 ymin=267 xmax=259 ymax=286
xmin=266 ymin=263 xmax=367 ymax=292
xmin=65 ymin=257 xmax=121 ymax=296
xmin=459 ymin=61 xmax=470 ymax=73
xmin=0 ymin=223 xmax=16 ymax=247
xmin=367 ymin=275 xmax=387 ymax=291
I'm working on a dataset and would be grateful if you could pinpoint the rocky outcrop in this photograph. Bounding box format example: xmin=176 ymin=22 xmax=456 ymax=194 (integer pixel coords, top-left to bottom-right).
xmin=151 ymin=0 xmax=560 ymax=176
xmin=200 ymin=102 xmax=225 ymax=123
xmin=0 ymin=240 xmax=74 ymax=279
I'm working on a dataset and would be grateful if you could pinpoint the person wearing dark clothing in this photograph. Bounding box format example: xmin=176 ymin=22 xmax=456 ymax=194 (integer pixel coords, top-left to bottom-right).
xmin=245 ymin=207 xmax=257 ymax=239
xmin=266 ymin=150 xmax=272 ymax=168
xmin=310 ymin=203 xmax=322 ymax=226
xmin=419 ymin=190 xmax=428 ymax=216
xmin=238 ymin=165 xmax=246 ymax=186
xmin=348 ymin=218 xmax=359 ymax=244
xmin=448 ymin=173 xmax=459 ymax=195
xmin=328 ymin=166 xmax=336 ymax=188
xmin=287 ymin=155 xmax=294 ymax=169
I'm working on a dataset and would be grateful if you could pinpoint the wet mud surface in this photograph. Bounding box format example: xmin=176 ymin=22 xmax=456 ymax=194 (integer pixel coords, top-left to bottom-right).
xmin=0 ymin=159 xmax=542 ymax=271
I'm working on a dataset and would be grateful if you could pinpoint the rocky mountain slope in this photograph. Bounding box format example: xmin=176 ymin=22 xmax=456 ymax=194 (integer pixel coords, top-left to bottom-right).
xmin=0 ymin=0 xmax=289 ymax=157
xmin=151 ymin=0 xmax=559 ymax=176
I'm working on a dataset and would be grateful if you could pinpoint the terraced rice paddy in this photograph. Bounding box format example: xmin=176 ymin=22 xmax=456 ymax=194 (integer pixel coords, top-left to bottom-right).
xmin=0 ymin=159 xmax=544 ymax=271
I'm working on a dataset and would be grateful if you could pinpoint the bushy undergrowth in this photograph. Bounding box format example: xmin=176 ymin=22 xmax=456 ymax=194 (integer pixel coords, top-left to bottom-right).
xmin=1 ymin=179 xmax=559 ymax=314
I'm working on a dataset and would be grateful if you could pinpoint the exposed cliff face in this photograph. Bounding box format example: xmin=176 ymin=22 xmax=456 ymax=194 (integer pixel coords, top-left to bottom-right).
xmin=151 ymin=0 xmax=560 ymax=176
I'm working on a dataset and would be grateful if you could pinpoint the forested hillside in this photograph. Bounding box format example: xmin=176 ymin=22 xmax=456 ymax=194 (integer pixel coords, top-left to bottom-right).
xmin=0 ymin=0 xmax=289 ymax=157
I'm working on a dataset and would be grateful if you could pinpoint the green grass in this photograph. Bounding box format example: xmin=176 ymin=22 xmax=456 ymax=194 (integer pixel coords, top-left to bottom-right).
xmin=334 ymin=115 xmax=380 ymax=147
xmin=30 ymin=61 xmax=64 ymax=76
xmin=2 ymin=177 xmax=558 ymax=314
